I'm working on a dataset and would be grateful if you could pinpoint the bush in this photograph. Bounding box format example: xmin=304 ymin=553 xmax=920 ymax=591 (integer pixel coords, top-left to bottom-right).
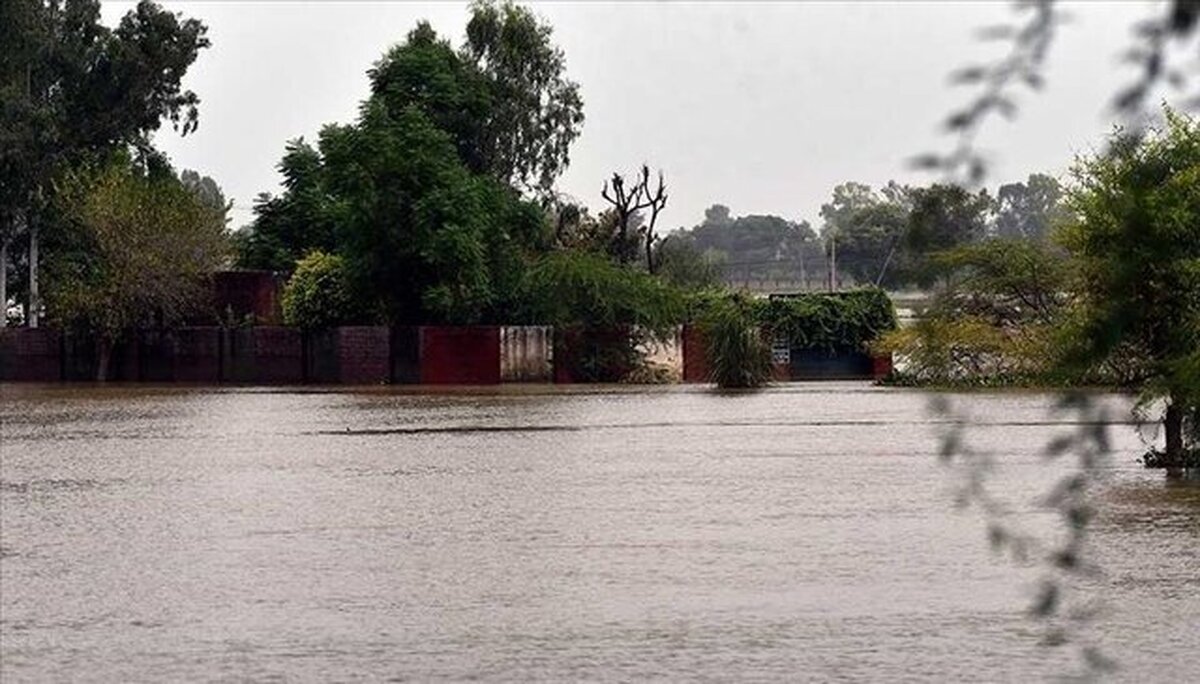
xmin=758 ymin=289 xmax=897 ymax=353
xmin=281 ymin=251 xmax=356 ymax=329
xmin=520 ymin=251 xmax=685 ymax=381
xmin=701 ymin=295 xmax=772 ymax=388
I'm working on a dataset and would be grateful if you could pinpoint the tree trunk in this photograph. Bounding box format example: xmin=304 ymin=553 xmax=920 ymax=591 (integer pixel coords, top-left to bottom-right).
xmin=28 ymin=221 xmax=39 ymax=328
xmin=0 ymin=237 xmax=8 ymax=328
xmin=1164 ymin=400 xmax=1184 ymax=475
xmin=96 ymin=338 xmax=112 ymax=382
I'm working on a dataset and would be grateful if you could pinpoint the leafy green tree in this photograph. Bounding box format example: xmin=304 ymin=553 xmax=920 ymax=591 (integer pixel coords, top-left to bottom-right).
xmin=463 ymin=0 xmax=584 ymax=195
xmin=681 ymin=205 xmax=818 ymax=285
xmin=994 ymin=173 xmax=1066 ymax=241
xmin=654 ymin=234 xmax=724 ymax=290
xmin=1061 ymin=108 xmax=1200 ymax=469
xmin=519 ymin=251 xmax=683 ymax=381
xmin=1 ymin=0 xmax=209 ymax=323
xmin=180 ymin=169 xmax=230 ymax=220
xmin=233 ymin=139 xmax=342 ymax=272
xmin=819 ymin=181 xmax=913 ymax=289
xmin=45 ymin=160 xmax=228 ymax=379
xmin=904 ymin=183 xmax=994 ymax=287
xmin=820 ymin=182 xmax=913 ymax=289
xmin=237 ymin=16 xmax=565 ymax=323
xmin=281 ymin=251 xmax=356 ymax=329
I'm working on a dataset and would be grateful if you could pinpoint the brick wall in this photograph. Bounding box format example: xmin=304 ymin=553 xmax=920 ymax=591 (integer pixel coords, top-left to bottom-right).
xmin=174 ymin=328 xmax=222 ymax=382
xmin=252 ymin=327 xmax=305 ymax=383
xmin=420 ymin=326 xmax=501 ymax=385
xmin=681 ymin=324 xmax=710 ymax=383
xmin=0 ymin=328 xmax=61 ymax=382
xmin=335 ymin=326 xmax=390 ymax=384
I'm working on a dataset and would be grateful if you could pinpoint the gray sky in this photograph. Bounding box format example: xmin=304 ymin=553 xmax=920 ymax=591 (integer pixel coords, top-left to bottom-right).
xmin=101 ymin=1 xmax=1159 ymax=232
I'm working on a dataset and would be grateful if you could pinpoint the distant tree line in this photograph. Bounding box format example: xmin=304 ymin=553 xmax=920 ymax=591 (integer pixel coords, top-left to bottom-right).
xmin=665 ymin=172 xmax=1067 ymax=292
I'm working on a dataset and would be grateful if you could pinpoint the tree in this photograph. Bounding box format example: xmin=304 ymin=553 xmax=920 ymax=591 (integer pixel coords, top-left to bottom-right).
xmin=45 ymin=160 xmax=228 ymax=379
xmin=0 ymin=0 xmax=210 ymax=325
xmin=654 ymin=234 xmax=724 ymax=290
xmin=682 ymin=205 xmax=819 ymax=287
xmin=819 ymin=182 xmax=913 ymax=289
xmin=600 ymin=165 xmax=667 ymax=269
xmin=281 ymin=251 xmax=356 ymax=330
xmin=994 ymin=173 xmax=1066 ymax=241
xmin=463 ymin=0 xmax=585 ymax=195
xmin=180 ymin=169 xmax=231 ymax=220
xmin=233 ymin=139 xmax=341 ymax=272
xmin=519 ymin=251 xmax=684 ymax=381
xmin=903 ymin=183 xmax=994 ymax=287
xmin=1060 ymin=108 xmax=1200 ymax=471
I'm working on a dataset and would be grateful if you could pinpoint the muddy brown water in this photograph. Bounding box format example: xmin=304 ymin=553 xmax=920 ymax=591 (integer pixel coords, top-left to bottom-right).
xmin=1 ymin=383 xmax=1197 ymax=682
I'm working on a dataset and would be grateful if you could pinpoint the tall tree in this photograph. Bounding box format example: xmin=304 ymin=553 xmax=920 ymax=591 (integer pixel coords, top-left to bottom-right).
xmin=904 ymin=183 xmax=994 ymax=287
xmin=463 ymin=0 xmax=585 ymax=195
xmin=45 ymin=160 xmax=228 ymax=379
xmin=819 ymin=182 xmax=913 ymax=289
xmin=600 ymin=165 xmax=666 ymax=270
xmin=1061 ymin=108 xmax=1200 ymax=470
xmin=0 ymin=0 xmax=209 ymax=325
xmin=994 ymin=173 xmax=1066 ymax=241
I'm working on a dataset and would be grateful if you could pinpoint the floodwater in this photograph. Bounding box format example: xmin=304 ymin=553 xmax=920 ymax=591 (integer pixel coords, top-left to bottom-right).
xmin=1 ymin=383 xmax=1196 ymax=682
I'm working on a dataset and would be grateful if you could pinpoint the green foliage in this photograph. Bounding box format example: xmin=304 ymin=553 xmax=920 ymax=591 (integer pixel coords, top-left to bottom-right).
xmin=1 ymin=0 xmax=209 ymax=210
xmin=929 ymin=238 xmax=1071 ymax=327
xmin=1060 ymin=107 xmax=1200 ymax=463
xmin=758 ymin=289 xmax=898 ymax=353
xmin=995 ymin=173 xmax=1067 ymax=241
xmin=878 ymin=238 xmax=1073 ymax=387
xmin=903 ymin=183 xmax=994 ymax=287
xmin=463 ymin=0 xmax=585 ymax=194
xmin=678 ymin=204 xmax=820 ymax=285
xmin=45 ymin=159 xmax=228 ymax=343
xmin=876 ymin=315 xmax=1059 ymax=386
xmin=235 ymin=8 xmax=574 ymax=324
xmin=819 ymin=181 xmax=912 ymax=289
xmin=520 ymin=251 xmax=684 ymax=382
xmin=233 ymin=139 xmax=342 ymax=272
xmin=654 ymin=234 xmax=725 ymax=290
xmin=700 ymin=294 xmax=772 ymax=389
xmin=520 ymin=251 xmax=683 ymax=333
xmin=281 ymin=251 xmax=355 ymax=330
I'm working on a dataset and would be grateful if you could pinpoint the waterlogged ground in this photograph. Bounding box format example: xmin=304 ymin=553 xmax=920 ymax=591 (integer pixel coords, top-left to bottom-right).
xmin=1 ymin=383 xmax=1197 ymax=682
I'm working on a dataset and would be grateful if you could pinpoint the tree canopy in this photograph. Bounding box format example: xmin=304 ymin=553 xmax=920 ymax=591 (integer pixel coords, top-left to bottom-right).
xmin=1060 ymin=108 xmax=1200 ymax=466
xmin=233 ymin=8 xmax=579 ymax=325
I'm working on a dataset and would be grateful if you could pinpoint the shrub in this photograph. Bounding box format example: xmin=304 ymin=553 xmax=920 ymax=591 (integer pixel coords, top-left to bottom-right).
xmin=281 ymin=251 xmax=356 ymax=329
xmin=700 ymin=294 xmax=772 ymax=389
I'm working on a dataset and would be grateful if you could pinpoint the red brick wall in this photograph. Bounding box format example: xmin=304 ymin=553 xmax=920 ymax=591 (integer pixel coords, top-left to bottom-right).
xmin=0 ymin=329 xmax=61 ymax=382
xmin=251 ymin=326 xmax=304 ymax=383
xmin=335 ymin=326 xmax=390 ymax=384
xmin=174 ymin=328 xmax=222 ymax=382
xmin=420 ymin=326 xmax=501 ymax=385
xmin=871 ymin=353 xmax=894 ymax=380
xmin=681 ymin=324 xmax=710 ymax=383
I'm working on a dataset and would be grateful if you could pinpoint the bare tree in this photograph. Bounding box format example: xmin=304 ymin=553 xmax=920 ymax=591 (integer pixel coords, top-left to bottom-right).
xmin=600 ymin=164 xmax=668 ymax=271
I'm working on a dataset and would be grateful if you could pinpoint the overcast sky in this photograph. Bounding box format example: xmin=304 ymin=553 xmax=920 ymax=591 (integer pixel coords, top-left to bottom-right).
xmin=101 ymin=1 xmax=1160 ymax=232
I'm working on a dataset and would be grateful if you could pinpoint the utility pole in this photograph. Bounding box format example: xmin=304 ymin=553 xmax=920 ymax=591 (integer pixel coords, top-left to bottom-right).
xmin=828 ymin=233 xmax=837 ymax=292
xmin=25 ymin=62 xmax=40 ymax=328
